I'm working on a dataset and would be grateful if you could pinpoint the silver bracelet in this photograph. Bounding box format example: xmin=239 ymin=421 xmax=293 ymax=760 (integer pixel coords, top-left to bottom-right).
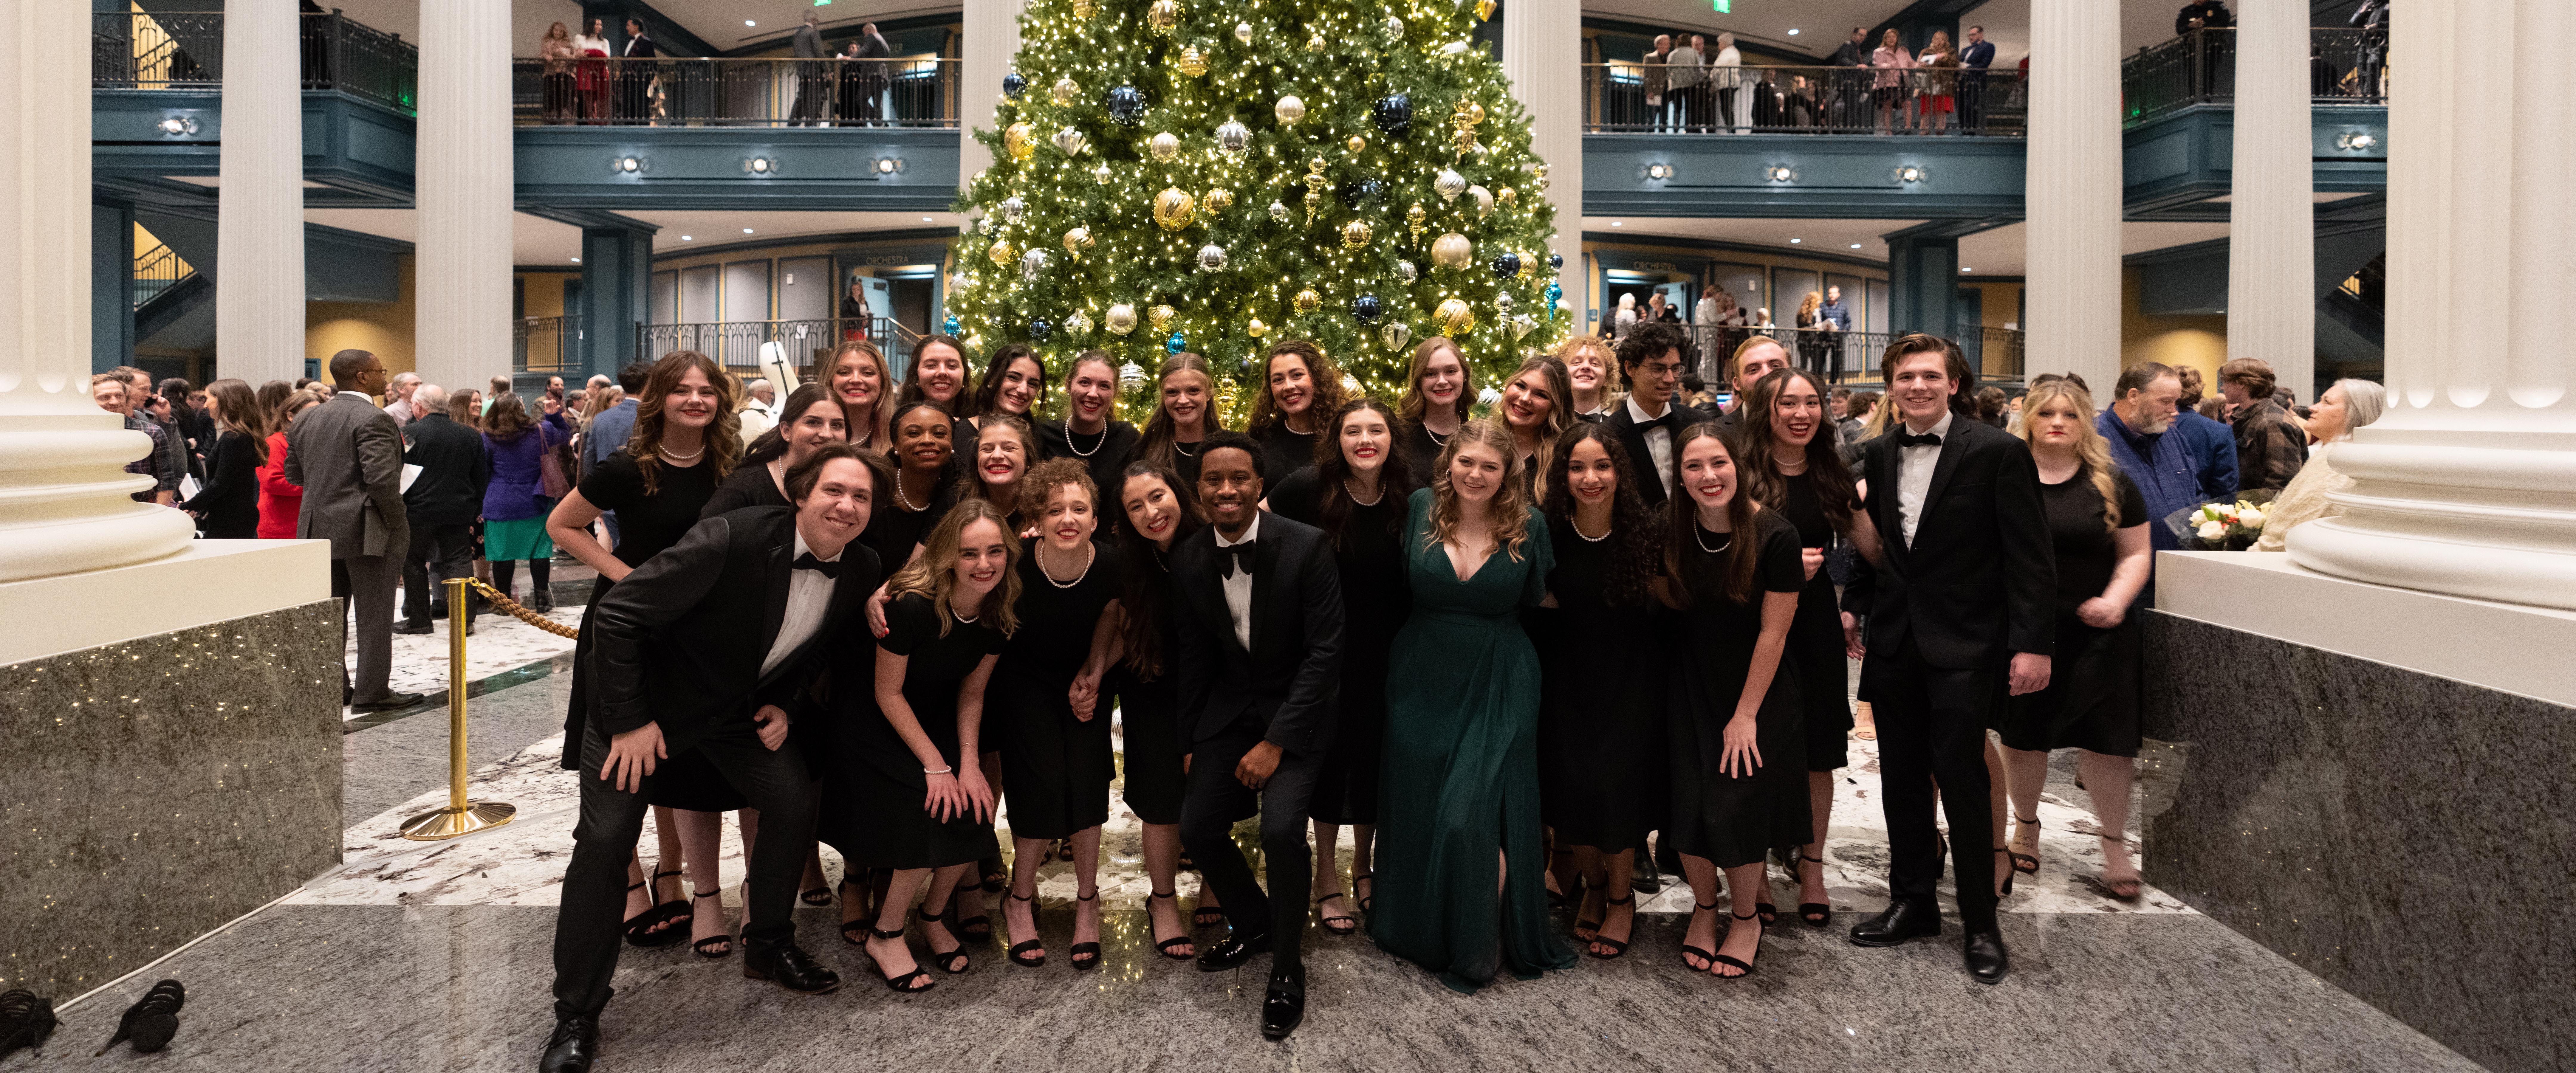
xmin=924 ymin=766 xmax=953 ymax=776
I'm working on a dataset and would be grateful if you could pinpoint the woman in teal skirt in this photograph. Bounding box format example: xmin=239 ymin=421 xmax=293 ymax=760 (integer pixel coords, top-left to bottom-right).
xmin=1369 ymin=419 xmax=1575 ymax=993
xmin=480 ymin=393 xmax=570 ymax=610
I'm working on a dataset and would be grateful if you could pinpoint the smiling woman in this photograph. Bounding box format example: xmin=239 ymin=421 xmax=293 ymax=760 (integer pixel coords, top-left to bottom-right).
xmin=1040 ymin=351 xmax=1142 ymax=516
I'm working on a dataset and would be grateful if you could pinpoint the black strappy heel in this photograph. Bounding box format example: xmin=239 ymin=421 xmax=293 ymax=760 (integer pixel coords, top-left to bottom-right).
xmin=1069 ymin=890 xmax=1102 ymax=971
xmin=1796 ymin=854 xmax=1832 ymax=927
xmin=1679 ymin=898 xmax=1722 ymax=972
xmin=1994 ymin=848 xmax=2017 ymax=897
xmin=689 ymin=890 xmax=733 ymax=959
xmin=1352 ymin=870 xmax=1375 ymax=914
xmin=1147 ymin=890 xmax=1194 ymax=960
xmin=0 ymin=988 xmax=58 ymax=1060
xmin=1713 ymin=910 xmax=1765 ymax=979
xmin=1005 ymin=891 xmax=1046 ymax=967
xmin=917 ymin=909 xmax=969 ymax=973
xmin=1314 ymin=892 xmax=1357 ymax=936
xmin=2010 ymin=816 xmax=2042 ymax=875
xmin=623 ymin=878 xmax=682 ymax=948
xmin=1586 ymin=892 xmax=1636 ymax=959
xmin=1192 ymin=895 xmax=1227 ymax=929
xmin=864 ymin=924 xmax=934 ymax=993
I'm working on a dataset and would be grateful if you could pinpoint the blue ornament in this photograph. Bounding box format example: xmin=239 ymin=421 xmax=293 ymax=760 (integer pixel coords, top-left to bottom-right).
xmin=1001 ymin=72 xmax=1027 ymax=98
xmin=1105 ymin=85 xmax=1147 ymax=126
xmin=1029 ymin=318 xmax=1053 ymax=342
xmin=1165 ymin=331 xmax=1186 ymax=354
xmin=1491 ymin=252 xmax=1522 ymax=279
xmin=1351 ymin=294 xmax=1383 ymax=323
xmin=1544 ymin=282 xmax=1563 ymax=320
xmin=1374 ymin=94 xmax=1412 ymax=138
xmin=1548 ymin=252 xmax=1564 ymax=270
xmin=942 ymin=315 xmax=960 ymax=335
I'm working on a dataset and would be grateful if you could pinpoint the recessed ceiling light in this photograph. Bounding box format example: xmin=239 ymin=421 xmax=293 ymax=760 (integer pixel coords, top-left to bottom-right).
xmin=1787 ymin=28 xmax=1801 ymax=35
xmin=1611 ymin=221 xmax=1622 ymax=227
xmin=1961 ymin=267 xmax=1973 ymax=272
xmin=922 ymin=216 xmax=933 ymax=222
xmin=1850 ymin=243 xmax=1863 ymax=249
xmin=681 ymin=235 xmax=693 ymax=241
xmin=745 ymin=19 xmax=757 ymax=27
xmin=743 ymin=228 xmax=755 ymax=234
xmin=1789 ymin=238 xmax=1802 ymax=244
xmin=570 ymin=257 xmax=580 ymax=263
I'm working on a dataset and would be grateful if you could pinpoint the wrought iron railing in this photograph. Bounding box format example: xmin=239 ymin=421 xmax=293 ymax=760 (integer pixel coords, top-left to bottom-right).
xmin=511 ymin=57 xmax=959 ymax=128
xmin=91 ymin=11 xmax=419 ymax=115
xmin=2123 ymin=27 xmax=2390 ymax=126
xmin=132 ymin=242 xmax=195 ymax=311
xmin=1675 ymin=324 xmax=2022 ymax=385
xmin=637 ymin=317 xmax=922 ymax=380
xmin=513 ymin=315 xmax=583 ymax=374
xmin=1582 ymin=63 xmax=2026 ymax=136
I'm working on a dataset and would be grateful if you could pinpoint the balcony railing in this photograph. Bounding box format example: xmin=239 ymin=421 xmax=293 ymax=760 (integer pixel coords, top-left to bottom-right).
xmin=1583 ymin=63 xmax=2026 ymax=136
xmin=514 ymin=315 xmax=583 ymax=374
xmin=1679 ymin=325 xmax=2023 ymax=385
xmin=2123 ymin=27 xmax=2390 ymax=126
xmin=133 ymin=242 xmax=195 ymax=311
xmin=638 ymin=317 xmax=922 ymax=380
xmin=91 ymin=10 xmax=419 ymax=115
xmin=512 ymin=58 xmax=959 ymax=128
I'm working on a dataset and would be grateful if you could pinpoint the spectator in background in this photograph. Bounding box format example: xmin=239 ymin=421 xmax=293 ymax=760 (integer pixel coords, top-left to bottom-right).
xmin=286 ymin=348 xmax=417 ymax=711
xmin=2170 ymin=366 xmax=2239 ymax=498
xmin=1959 ymin=25 xmax=1995 ymax=131
xmin=396 ymin=384 xmax=489 ymax=635
xmin=739 ymin=378 xmax=780 ymax=441
xmin=258 ymin=387 xmax=324 ymax=541
xmin=572 ymin=17 xmax=611 ymax=125
xmin=1612 ymin=292 xmax=1639 ymax=338
xmin=117 ymin=367 xmax=188 ymax=495
xmin=849 ymin=23 xmax=894 ymax=126
xmin=2219 ymin=359 xmax=2306 ymax=492
xmin=2097 ymin=362 xmax=2203 ymax=554
xmin=1838 ymin=390 xmax=1878 ymax=457
xmin=1974 ymin=384 xmax=2009 ymax=428
xmin=538 ymin=21 xmax=577 ymax=125
xmin=1666 ymin=33 xmax=1704 ymax=133
xmin=1818 ymin=284 xmax=1853 ymax=334
xmin=480 ymin=393 xmax=571 ymax=613
xmin=1642 ymin=35 xmax=1672 ymax=132
xmin=2255 ymin=379 xmax=2387 ymax=552
xmin=485 ymin=376 xmax=512 ymax=415
xmin=94 ymin=374 xmax=177 ymax=505
xmin=1871 ymin=29 xmax=1916 ymax=134
xmin=383 ymin=372 xmax=424 ymax=424
xmin=548 ymin=376 xmax=568 ymax=403
xmin=789 ymin=9 xmax=828 ymax=126
xmin=449 ymin=388 xmax=484 ymax=429
xmin=2176 ymin=0 xmax=2235 ymax=35
xmin=1707 ymin=32 xmax=1744 ymax=134
xmin=162 ymin=378 xmax=210 ymax=480
xmin=1918 ymin=30 xmax=1961 ymax=134
xmin=1830 ymin=27 xmax=1872 ymax=129
xmin=617 ymin=17 xmax=657 ymax=124
xmin=583 ymin=361 xmax=649 ymax=544
xmin=180 ymin=379 xmax=264 ymax=539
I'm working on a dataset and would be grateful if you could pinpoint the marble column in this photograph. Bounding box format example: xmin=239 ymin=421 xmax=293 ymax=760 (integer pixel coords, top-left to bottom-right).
xmin=1499 ymin=0 xmax=1584 ymax=329
xmin=413 ymin=0 xmax=513 ymax=393
xmin=2225 ymin=0 xmax=2314 ymax=397
xmin=2288 ymin=0 xmax=2576 ymax=608
xmin=214 ymin=0 xmax=307 ymax=385
xmin=957 ymin=0 xmax=1028 ymax=187
xmin=2021 ymin=0 xmax=2123 ymax=391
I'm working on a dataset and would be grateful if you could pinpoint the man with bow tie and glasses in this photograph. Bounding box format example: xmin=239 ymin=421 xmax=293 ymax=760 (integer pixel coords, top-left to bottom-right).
xmin=540 ymin=443 xmax=890 ymax=1073
xmin=1607 ymin=323 xmax=1712 ymax=510
xmin=1168 ymin=429 xmax=1345 ymax=1041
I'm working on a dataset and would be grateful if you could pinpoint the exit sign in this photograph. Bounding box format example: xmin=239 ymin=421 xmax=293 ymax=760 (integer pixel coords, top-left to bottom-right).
xmin=1713 ymin=1 xmax=1729 ymax=11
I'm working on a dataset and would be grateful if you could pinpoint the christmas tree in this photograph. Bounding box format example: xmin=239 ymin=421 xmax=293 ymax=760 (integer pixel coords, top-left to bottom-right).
xmin=946 ymin=0 xmax=1566 ymax=418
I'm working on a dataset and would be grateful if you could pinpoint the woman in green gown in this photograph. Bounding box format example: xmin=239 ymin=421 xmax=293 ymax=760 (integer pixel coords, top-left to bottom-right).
xmin=1370 ymin=419 xmax=1577 ymax=993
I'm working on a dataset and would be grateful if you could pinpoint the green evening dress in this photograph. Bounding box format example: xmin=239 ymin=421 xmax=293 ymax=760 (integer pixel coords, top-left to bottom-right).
xmin=1369 ymin=488 xmax=1576 ymax=993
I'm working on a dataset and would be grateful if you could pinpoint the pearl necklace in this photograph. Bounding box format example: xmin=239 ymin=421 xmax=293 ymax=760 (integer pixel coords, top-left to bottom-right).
xmin=659 ymin=444 xmax=704 ymax=463
xmin=1343 ymin=478 xmax=1383 ymax=507
xmin=1038 ymin=540 xmax=1096 ymax=589
xmin=1694 ymin=525 xmax=1733 ymax=555
xmin=893 ymin=471 xmax=930 ymax=513
xmin=1063 ymin=419 xmax=1109 ymax=457
xmin=1572 ymin=516 xmax=1611 ymax=542
xmin=1425 ymin=425 xmax=1453 ymax=449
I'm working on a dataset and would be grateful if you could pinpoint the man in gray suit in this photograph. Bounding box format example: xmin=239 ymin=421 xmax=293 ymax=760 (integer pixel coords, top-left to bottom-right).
xmin=789 ymin=11 xmax=827 ymax=126
xmin=286 ymin=348 xmax=421 ymax=712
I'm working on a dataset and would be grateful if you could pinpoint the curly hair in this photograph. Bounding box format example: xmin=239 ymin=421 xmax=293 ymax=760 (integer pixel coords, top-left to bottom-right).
xmin=1542 ymin=423 xmax=1660 ymax=609
xmin=1016 ymin=456 xmax=1100 ymax=525
xmin=1425 ymin=418 xmax=1532 ymax=565
xmin=1555 ymin=335 xmax=1622 ymax=416
xmin=1309 ymin=397 xmax=1419 ymax=553
xmin=625 ymin=350 xmax=741 ymax=494
xmin=1246 ymin=340 xmax=1348 ymax=437
xmin=1615 ymin=322 xmax=1688 ymax=387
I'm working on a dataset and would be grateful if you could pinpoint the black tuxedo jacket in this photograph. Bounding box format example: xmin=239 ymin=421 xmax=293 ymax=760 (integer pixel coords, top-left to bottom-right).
xmin=586 ymin=507 xmax=882 ymax=760
xmin=1604 ymin=399 xmax=1711 ymax=508
xmin=1848 ymin=416 xmax=2054 ymax=669
xmin=621 ymin=34 xmax=656 ymax=58
xmin=1168 ymin=511 xmax=1345 ymax=759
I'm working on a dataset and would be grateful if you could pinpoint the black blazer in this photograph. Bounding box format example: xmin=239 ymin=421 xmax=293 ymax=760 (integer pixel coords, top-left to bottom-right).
xmin=1168 ymin=511 xmax=1345 ymax=759
xmin=1603 ymin=399 xmax=1710 ymax=508
xmin=400 ymin=413 xmax=490 ymax=527
xmin=182 ymin=429 xmax=261 ymax=538
xmin=586 ymin=507 xmax=882 ymax=761
xmin=1849 ymin=416 xmax=2055 ymax=670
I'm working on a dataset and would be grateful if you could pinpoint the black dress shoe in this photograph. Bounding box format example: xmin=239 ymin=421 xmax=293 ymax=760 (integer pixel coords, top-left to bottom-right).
xmin=743 ymin=941 xmax=840 ymax=994
xmin=393 ymin=621 xmax=434 ymax=635
xmin=1195 ymin=931 xmax=1272 ymax=972
xmin=348 ymin=691 xmax=425 ymax=714
xmin=537 ymin=1013 xmax=597 ymax=1073
xmin=1848 ymin=900 xmax=1943 ymax=947
xmin=1964 ymin=928 xmax=2010 ymax=984
xmin=1260 ymin=967 xmax=1305 ymax=1041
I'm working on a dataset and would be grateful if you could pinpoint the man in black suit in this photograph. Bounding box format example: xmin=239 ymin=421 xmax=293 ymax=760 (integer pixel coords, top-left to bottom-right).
xmin=852 ymin=22 xmax=892 ymax=125
xmin=1606 ymin=322 xmax=1709 ymax=509
xmin=1843 ymin=335 xmax=2054 ymax=984
xmin=540 ymin=443 xmax=890 ymax=1073
xmin=1170 ymin=429 xmax=1344 ymax=1041
xmin=789 ymin=10 xmax=826 ymax=126
xmin=395 ymin=384 xmax=488 ymax=634
xmin=616 ymin=18 xmax=656 ymax=124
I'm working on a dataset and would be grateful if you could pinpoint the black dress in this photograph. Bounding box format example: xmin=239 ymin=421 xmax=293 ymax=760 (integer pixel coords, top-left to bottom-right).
xmin=1533 ymin=517 xmax=1669 ymax=850
xmin=1038 ymin=418 xmax=1142 ymax=522
xmin=1106 ymin=545 xmax=1187 ymax=826
xmin=1161 ymin=438 xmax=1207 ymax=488
xmin=1253 ymin=424 xmax=1319 ymax=488
xmin=862 ymin=471 xmax=951 ymax=574
xmin=990 ymin=538 xmax=1123 ymax=839
xmin=1401 ymin=421 xmax=1453 ymax=488
xmin=183 ymin=429 xmax=261 ymax=538
xmin=1269 ymin=468 xmax=1410 ymax=825
xmin=818 ymin=591 xmax=1007 ymax=869
xmin=2000 ymin=468 xmax=2149 ymax=758
xmin=1667 ymin=511 xmax=1810 ymax=869
xmin=698 ymin=460 xmax=788 ymax=518
xmin=1777 ymin=470 xmax=1853 ymax=771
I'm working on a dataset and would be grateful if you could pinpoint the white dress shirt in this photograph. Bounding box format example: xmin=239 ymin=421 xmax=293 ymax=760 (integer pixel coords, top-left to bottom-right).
xmin=760 ymin=531 xmax=836 ymax=677
xmin=1626 ymin=395 xmax=1679 ymax=498
xmin=1213 ymin=514 xmax=1260 ymax=651
xmin=1895 ymin=410 xmax=1954 ymax=548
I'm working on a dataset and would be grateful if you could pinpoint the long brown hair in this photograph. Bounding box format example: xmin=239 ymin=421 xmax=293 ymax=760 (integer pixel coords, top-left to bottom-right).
xmin=483 ymin=392 xmax=537 ymax=442
xmin=1730 ymin=367 xmax=1858 ymax=535
xmin=626 ymin=350 xmax=743 ymax=494
xmin=204 ymin=378 xmax=267 ymax=466
xmin=1397 ymin=337 xmax=1473 ymax=428
xmin=1542 ymin=423 xmax=1659 ymax=609
xmin=741 ymin=383 xmax=843 ymax=466
xmin=888 ymin=498 xmax=1023 ymax=637
xmin=1425 ymin=418 xmax=1533 ymax=564
xmin=1310 ymin=398 xmax=1419 ymax=552
xmin=1499 ymin=355 xmax=1574 ymax=505
xmin=1664 ymin=423 xmax=1761 ymax=606
xmin=968 ymin=343 xmax=1049 ymax=419
xmin=894 ymin=334 xmax=967 ymax=413
xmin=1111 ymin=461 xmax=1205 ymax=679
xmin=1134 ymin=352 xmax=1224 ymax=471
xmin=2013 ymin=380 xmax=2125 ymax=531
xmin=1246 ymin=340 xmax=1348 ymax=437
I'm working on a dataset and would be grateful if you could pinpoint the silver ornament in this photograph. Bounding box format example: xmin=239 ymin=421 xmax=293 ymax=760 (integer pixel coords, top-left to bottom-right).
xmin=1441 ymin=39 xmax=1470 ymax=55
xmin=1216 ymin=119 xmax=1251 ymax=158
xmin=1019 ymin=247 xmax=1047 ymax=280
xmin=1434 ymin=169 xmax=1467 ymax=202
xmin=1092 ymin=162 xmax=1114 ymax=184
xmin=1106 ymin=303 xmax=1139 ymax=335
xmin=1397 ymin=260 xmax=1417 ymax=283
xmin=1380 ymin=322 xmax=1412 ymax=350
xmin=1196 ymin=243 xmax=1229 ymax=271
xmin=1065 ymin=310 xmax=1094 ymax=337
xmin=1053 ymin=127 xmax=1087 ymax=155
xmin=1234 ymin=20 xmax=1253 ymax=44
xmin=1468 ymin=184 xmax=1494 ymax=217
xmin=1149 ymin=131 xmax=1180 ymax=161
xmin=998 ymin=195 xmax=1027 ymax=222
xmin=1269 ymin=200 xmax=1290 ymax=222
xmin=1496 ymin=293 xmax=1513 ymax=312
xmin=1382 ymin=15 xmax=1404 ymax=38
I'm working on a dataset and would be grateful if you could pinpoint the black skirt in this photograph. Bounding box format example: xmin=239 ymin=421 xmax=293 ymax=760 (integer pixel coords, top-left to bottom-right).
xmin=1998 ymin=610 xmax=2142 ymax=758
xmin=1110 ymin=666 xmax=1187 ymax=826
xmin=1788 ymin=573 xmax=1852 ymax=772
xmin=990 ymin=669 xmax=1114 ymax=840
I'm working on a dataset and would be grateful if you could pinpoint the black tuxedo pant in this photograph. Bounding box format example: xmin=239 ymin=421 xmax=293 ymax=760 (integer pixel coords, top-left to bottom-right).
xmin=1178 ymin=719 xmax=1325 ymax=977
xmin=401 ymin=522 xmax=477 ymax=627
xmin=1866 ymin=636 xmax=2001 ymax=934
xmin=552 ymin=720 xmax=817 ymax=1018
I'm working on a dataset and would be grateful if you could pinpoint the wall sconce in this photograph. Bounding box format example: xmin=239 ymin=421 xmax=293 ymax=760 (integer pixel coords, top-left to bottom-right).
xmin=610 ymin=155 xmax=648 ymax=175
xmin=1642 ymin=162 xmax=1676 ymax=181
xmin=1890 ymin=164 xmax=1932 ymax=184
xmin=2334 ymin=130 xmax=2379 ymax=152
xmin=157 ymin=116 xmax=199 ymax=136
xmin=1760 ymin=163 xmax=1800 ymax=184
xmin=742 ymin=156 xmax=782 ymax=175
xmin=872 ymin=156 xmax=908 ymax=176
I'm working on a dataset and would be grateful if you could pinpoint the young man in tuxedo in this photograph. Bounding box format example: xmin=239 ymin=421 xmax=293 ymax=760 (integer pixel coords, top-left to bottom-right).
xmin=540 ymin=443 xmax=890 ymax=1073
xmin=1170 ymin=430 xmax=1345 ymax=1041
xmin=1607 ymin=322 xmax=1708 ymax=510
xmin=1844 ymin=335 xmax=2054 ymax=984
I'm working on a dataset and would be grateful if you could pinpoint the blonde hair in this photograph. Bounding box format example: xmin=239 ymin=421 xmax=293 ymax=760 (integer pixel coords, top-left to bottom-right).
xmin=889 ymin=498 xmax=1023 ymax=637
xmin=1554 ymin=335 xmax=1622 ymax=415
xmin=1798 ymin=291 xmax=1822 ymax=322
xmin=1397 ymin=337 xmax=1474 ymax=428
xmin=1499 ymin=356 xmax=1573 ymax=505
xmin=2013 ymin=380 xmax=2123 ymax=531
xmin=1425 ymin=418 xmax=1533 ymax=565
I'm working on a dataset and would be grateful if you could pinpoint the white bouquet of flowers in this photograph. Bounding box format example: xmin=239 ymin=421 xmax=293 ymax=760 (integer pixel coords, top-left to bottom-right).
xmin=2162 ymin=491 xmax=2277 ymax=551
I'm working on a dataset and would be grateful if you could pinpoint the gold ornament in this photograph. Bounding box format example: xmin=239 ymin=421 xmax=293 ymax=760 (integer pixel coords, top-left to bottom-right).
xmin=1468 ymin=184 xmax=1494 ymax=217
xmin=1533 ymin=162 xmax=1551 ymax=194
xmin=1347 ymin=135 xmax=1367 ymax=154
xmin=1340 ymin=219 xmax=1372 ymax=251
xmin=1431 ymin=231 xmax=1473 ymax=269
xmin=1453 ymin=128 xmax=1478 ymax=156
xmin=1275 ymin=95 xmax=1306 ymax=125
xmin=1072 ymin=0 xmax=1096 ymax=18
xmin=1381 ymin=322 xmax=1412 ymax=350
xmin=1176 ymin=44 xmax=1209 ymax=77
xmin=1204 ymin=187 xmax=1235 ymax=212
xmin=1105 ymin=303 xmax=1139 ymax=335
xmin=1051 ymin=77 xmax=1080 ymax=106
xmin=1149 ymin=131 xmax=1181 ymax=161
xmin=1004 ymin=122 xmax=1036 ymax=162
xmin=1303 ymin=156 xmax=1329 ymax=221
xmin=1146 ymin=0 xmax=1181 ymax=36
xmin=1293 ymin=288 xmax=1322 ymax=314
xmin=1407 ymin=202 xmax=1428 ymax=238
xmin=988 ymin=239 xmax=1017 ymax=267
xmin=1149 ymin=304 xmax=1176 ymax=334
xmin=1469 ymin=100 xmax=1488 ymax=126
xmin=1153 ymin=186 xmax=1197 ymax=231
xmin=1306 ymin=32 xmax=1326 ymax=53
xmin=1247 ymin=317 xmax=1268 ymax=338
xmin=1092 ymin=162 xmax=1114 ymax=184
xmin=1497 ymin=186 xmax=1517 ymax=207
xmin=1063 ymin=226 xmax=1094 ymax=257
xmin=1436 ymin=297 xmax=1475 ymax=336
xmin=1518 ymin=252 xmax=1536 ymax=280
xmin=1475 ymin=0 xmax=1498 ymax=21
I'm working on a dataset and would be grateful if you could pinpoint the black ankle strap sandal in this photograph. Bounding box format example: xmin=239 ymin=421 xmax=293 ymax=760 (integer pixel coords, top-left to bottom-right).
xmin=1005 ymin=892 xmax=1046 ymax=967
xmin=866 ymin=924 xmax=934 ymax=993
xmin=917 ymin=909 xmax=970 ymax=973
xmin=689 ymin=890 xmax=734 ymax=959
xmin=1147 ymin=890 xmax=1194 ymax=960
xmin=1070 ymin=890 xmax=1103 ymax=970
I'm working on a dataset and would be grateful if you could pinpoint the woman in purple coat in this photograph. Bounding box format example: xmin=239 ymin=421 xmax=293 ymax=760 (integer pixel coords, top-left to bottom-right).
xmin=482 ymin=393 xmax=572 ymax=610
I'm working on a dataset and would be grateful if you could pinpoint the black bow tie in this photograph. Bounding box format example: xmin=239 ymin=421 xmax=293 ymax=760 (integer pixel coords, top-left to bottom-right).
xmin=1221 ymin=541 xmax=1258 ymax=577
xmin=792 ymin=552 xmax=841 ymax=579
xmin=1897 ymin=430 xmax=1943 ymax=448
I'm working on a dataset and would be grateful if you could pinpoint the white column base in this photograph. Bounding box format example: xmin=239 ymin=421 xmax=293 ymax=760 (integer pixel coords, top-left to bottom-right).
xmin=2286 ymin=435 xmax=2576 ymax=610
xmin=0 ymin=420 xmax=198 ymax=584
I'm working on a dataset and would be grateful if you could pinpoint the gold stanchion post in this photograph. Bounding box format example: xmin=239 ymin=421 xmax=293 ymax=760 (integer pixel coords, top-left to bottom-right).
xmin=400 ymin=576 xmax=519 ymax=840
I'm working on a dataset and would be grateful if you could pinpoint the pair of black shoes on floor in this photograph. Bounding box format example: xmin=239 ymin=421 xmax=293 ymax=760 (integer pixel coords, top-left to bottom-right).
xmin=0 ymin=979 xmax=185 ymax=1060
xmin=1847 ymin=901 xmax=2010 ymax=984
xmin=541 ymin=943 xmax=837 ymax=1072
xmin=1194 ymin=933 xmax=1304 ymax=1041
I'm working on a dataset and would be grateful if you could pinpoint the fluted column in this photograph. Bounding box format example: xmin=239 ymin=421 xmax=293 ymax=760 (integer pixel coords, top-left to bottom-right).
xmin=2022 ymin=0 xmax=2123 ymax=390
xmin=2289 ymin=0 xmax=2576 ymax=608
xmin=0 ymin=2 xmax=196 ymax=582
xmin=2226 ymin=0 xmax=2314 ymax=397
xmin=1500 ymin=0 xmax=1583 ymax=329
xmin=214 ymin=0 xmax=306 ymax=384
xmin=958 ymin=0 xmax=1029 ymax=186
xmin=413 ymin=0 xmax=513 ymax=392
